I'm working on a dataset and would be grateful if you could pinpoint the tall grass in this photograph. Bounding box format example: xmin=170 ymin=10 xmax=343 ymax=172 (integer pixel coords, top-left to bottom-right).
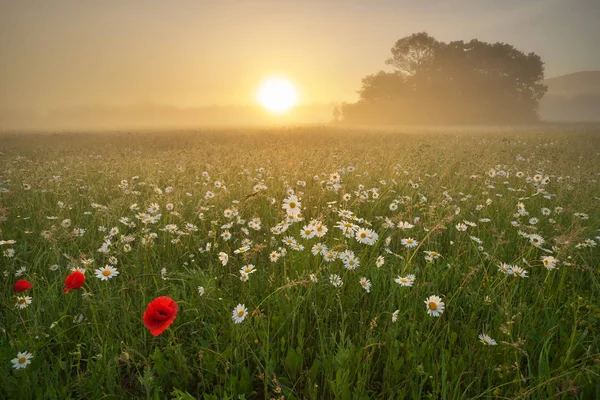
xmin=1 ymin=126 xmax=599 ymax=399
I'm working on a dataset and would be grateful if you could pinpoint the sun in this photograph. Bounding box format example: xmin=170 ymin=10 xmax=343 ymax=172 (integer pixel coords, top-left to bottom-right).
xmin=256 ymin=77 xmax=298 ymax=114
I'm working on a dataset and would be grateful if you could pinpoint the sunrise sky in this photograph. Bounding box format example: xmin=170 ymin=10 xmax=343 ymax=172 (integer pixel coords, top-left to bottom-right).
xmin=1 ymin=0 xmax=599 ymax=113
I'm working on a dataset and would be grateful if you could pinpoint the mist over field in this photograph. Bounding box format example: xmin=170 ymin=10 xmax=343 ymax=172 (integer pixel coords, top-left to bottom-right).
xmin=1 ymin=1 xmax=599 ymax=399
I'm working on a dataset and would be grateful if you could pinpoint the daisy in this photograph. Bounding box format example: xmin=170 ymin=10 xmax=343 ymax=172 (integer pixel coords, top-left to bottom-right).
xmin=147 ymin=203 xmax=160 ymax=214
xmin=197 ymin=286 xmax=205 ymax=296
xmin=240 ymin=264 xmax=256 ymax=274
xmin=529 ymin=234 xmax=545 ymax=248
xmin=497 ymin=263 xmax=513 ymax=275
xmin=478 ymin=333 xmax=498 ymax=346
xmin=511 ymin=266 xmax=528 ymax=278
xmin=330 ymin=274 xmax=343 ymax=287
xmin=423 ymin=250 xmax=442 ymax=263
xmin=11 ymin=351 xmax=33 ymax=370
xmin=218 ymin=252 xmax=229 ymax=266
xmin=541 ymin=256 xmax=558 ymax=270
xmin=397 ymin=221 xmax=414 ymax=230
xmin=15 ymin=296 xmax=32 ymax=309
xmin=456 ymin=223 xmax=468 ymax=232
xmin=95 ymin=265 xmax=119 ymax=280
xmin=401 ymin=238 xmax=419 ymax=248
xmin=343 ymin=256 xmax=360 ymax=270
xmin=391 ymin=310 xmax=400 ymax=323
xmin=221 ymin=230 xmax=232 ymax=241
xmin=300 ymin=225 xmax=316 ymax=239
xmin=323 ymin=252 xmax=337 ymax=263
xmin=424 ymin=295 xmax=445 ymax=317
xmin=282 ymin=195 xmax=302 ymax=217
xmin=234 ymin=245 xmax=251 ymax=254
xmin=311 ymin=243 xmax=326 ymax=256
xmin=359 ymin=277 xmax=371 ymax=293
xmin=232 ymin=304 xmax=248 ymax=324
xmin=309 ymin=273 xmax=318 ymax=283
xmin=394 ymin=274 xmax=415 ymax=287
xmin=355 ymin=228 xmax=378 ymax=245
xmin=308 ymin=219 xmax=324 ymax=232
xmin=376 ymin=255 xmax=385 ymax=268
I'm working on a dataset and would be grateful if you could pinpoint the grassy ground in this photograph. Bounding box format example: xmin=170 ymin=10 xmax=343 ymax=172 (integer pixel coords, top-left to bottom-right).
xmin=0 ymin=126 xmax=599 ymax=399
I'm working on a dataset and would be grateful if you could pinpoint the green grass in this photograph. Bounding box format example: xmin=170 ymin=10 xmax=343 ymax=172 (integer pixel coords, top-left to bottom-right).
xmin=0 ymin=126 xmax=599 ymax=399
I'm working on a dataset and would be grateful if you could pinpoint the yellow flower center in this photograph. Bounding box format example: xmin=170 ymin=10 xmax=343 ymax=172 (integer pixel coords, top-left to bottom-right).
xmin=428 ymin=302 xmax=438 ymax=310
xmin=102 ymin=270 xmax=111 ymax=276
xmin=401 ymin=278 xmax=407 ymax=283
xmin=18 ymin=357 xmax=26 ymax=364
xmin=289 ymin=202 xmax=296 ymax=208
xmin=18 ymin=298 xmax=26 ymax=304
xmin=237 ymin=310 xmax=244 ymax=317
xmin=360 ymin=233 xmax=367 ymax=238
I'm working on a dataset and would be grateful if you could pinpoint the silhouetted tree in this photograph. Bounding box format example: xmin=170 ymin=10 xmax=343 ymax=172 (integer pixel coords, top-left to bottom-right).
xmin=332 ymin=106 xmax=341 ymax=122
xmin=342 ymin=32 xmax=547 ymax=124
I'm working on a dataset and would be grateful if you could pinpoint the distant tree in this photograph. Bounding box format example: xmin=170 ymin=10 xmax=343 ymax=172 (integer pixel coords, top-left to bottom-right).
xmin=342 ymin=32 xmax=548 ymax=124
xmin=332 ymin=106 xmax=341 ymax=122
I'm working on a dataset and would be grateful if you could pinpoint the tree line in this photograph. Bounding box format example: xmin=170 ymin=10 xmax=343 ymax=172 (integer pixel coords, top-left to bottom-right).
xmin=337 ymin=32 xmax=547 ymax=124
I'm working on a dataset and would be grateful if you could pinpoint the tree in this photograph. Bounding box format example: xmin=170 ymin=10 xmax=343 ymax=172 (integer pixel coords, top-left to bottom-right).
xmin=332 ymin=106 xmax=341 ymax=122
xmin=386 ymin=32 xmax=438 ymax=77
xmin=342 ymin=33 xmax=548 ymax=124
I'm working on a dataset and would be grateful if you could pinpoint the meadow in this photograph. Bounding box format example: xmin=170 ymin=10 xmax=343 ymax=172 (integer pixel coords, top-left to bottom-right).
xmin=0 ymin=126 xmax=599 ymax=399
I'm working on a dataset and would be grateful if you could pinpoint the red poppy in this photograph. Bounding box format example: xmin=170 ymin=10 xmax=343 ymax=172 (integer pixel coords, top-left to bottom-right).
xmin=143 ymin=296 xmax=178 ymax=336
xmin=14 ymin=279 xmax=32 ymax=292
xmin=63 ymin=271 xmax=85 ymax=293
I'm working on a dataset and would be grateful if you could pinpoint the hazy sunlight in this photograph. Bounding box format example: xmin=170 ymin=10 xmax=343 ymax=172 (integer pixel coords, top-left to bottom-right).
xmin=256 ymin=77 xmax=298 ymax=114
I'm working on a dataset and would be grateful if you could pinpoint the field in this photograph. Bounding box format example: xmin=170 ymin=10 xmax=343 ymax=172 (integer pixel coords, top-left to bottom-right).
xmin=1 ymin=126 xmax=599 ymax=399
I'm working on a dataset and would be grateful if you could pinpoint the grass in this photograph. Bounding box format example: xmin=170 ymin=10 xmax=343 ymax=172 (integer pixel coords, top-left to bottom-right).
xmin=0 ymin=126 xmax=599 ymax=399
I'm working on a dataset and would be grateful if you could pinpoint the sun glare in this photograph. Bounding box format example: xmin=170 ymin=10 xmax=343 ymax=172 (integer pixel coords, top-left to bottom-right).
xmin=256 ymin=77 xmax=298 ymax=114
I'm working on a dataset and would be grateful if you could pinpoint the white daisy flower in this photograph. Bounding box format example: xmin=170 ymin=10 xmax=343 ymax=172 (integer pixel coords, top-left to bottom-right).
xmin=359 ymin=277 xmax=371 ymax=293
xmin=330 ymin=274 xmax=343 ymax=287
xmin=424 ymin=295 xmax=445 ymax=317
xmin=478 ymin=333 xmax=497 ymax=346
xmin=94 ymin=265 xmax=119 ymax=280
xmin=232 ymin=304 xmax=248 ymax=324
xmin=11 ymin=351 xmax=33 ymax=370
xmin=394 ymin=274 xmax=415 ymax=287
xmin=15 ymin=295 xmax=32 ymax=309
xmin=401 ymin=238 xmax=419 ymax=248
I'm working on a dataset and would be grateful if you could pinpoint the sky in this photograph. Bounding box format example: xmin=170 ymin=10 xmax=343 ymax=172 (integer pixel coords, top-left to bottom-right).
xmin=1 ymin=0 xmax=599 ymax=112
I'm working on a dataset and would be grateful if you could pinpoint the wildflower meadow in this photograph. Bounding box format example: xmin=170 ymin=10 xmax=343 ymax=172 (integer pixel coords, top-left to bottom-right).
xmin=1 ymin=127 xmax=599 ymax=399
